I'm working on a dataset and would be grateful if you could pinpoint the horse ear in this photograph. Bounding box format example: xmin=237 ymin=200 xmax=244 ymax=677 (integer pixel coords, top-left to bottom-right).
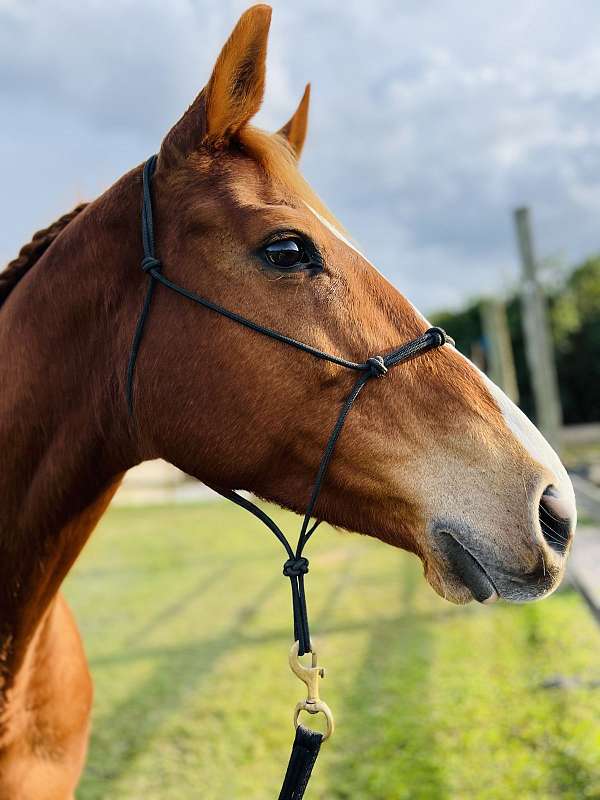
xmin=160 ymin=4 xmax=271 ymax=163
xmin=277 ymin=84 xmax=310 ymax=159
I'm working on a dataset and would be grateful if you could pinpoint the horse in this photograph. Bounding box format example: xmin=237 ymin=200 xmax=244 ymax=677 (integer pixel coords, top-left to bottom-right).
xmin=0 ymin=5 xmax=576 ymax=798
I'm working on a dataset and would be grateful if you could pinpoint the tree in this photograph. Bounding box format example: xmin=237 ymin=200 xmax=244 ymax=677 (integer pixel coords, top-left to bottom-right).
xmin=431 ymin=256 xmax=600 ymax=424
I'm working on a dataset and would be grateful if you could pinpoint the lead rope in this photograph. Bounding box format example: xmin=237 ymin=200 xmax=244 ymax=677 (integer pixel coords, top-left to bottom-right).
xmin=126 ymin=154 xmax=453 ymax=799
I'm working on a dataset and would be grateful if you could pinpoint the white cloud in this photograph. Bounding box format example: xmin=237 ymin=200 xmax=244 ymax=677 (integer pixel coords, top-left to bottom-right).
xmin=2 ymin=0 xmax=600 ymax=313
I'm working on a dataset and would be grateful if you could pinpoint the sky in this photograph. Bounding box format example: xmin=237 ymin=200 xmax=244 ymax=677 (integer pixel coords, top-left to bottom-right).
xmin=2 ymin=0 xmax=600 ymax=313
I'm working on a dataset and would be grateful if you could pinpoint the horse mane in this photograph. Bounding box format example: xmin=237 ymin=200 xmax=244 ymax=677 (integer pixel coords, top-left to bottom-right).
xmin=0 ymin=203 xmax=89 ymax=307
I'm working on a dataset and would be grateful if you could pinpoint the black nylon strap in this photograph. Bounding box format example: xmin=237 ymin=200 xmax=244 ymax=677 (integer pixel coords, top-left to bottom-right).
xmin=278 ymin=725 xmax=324 ymax=800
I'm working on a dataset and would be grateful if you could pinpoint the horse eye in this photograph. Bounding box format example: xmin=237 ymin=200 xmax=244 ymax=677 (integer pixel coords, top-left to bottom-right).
xmin=263 ymin=239 xmax=306 ymax=269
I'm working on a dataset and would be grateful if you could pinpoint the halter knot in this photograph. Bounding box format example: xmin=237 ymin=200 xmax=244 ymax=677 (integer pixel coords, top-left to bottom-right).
xmin=283 ymin=557 xmax=309 ymax=578
xmin=141 ymin=255 xmax=162 ymax=273
xmin=366 ymin=356 xmax=388 ymax=377
xmin=427 ymin=326 xmax=453 ymax=347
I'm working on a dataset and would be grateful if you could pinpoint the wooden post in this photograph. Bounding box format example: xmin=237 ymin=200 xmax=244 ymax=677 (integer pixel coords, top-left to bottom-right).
xmin=480 ymin=299 xmax=519 ymax=404
xmin=513 ymin=207 xmax=562 ymax=451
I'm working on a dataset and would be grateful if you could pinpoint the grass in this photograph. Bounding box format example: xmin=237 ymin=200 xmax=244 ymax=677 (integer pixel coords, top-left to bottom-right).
xmin=63 ymin=501 xmax=600 ymax=800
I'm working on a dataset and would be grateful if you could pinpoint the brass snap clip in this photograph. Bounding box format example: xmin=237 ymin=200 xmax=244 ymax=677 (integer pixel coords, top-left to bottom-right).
xmin=289 ymin=641 xmax=335 ymax=741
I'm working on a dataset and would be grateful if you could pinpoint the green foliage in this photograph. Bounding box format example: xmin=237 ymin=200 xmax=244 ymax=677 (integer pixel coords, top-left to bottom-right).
xmin=554 ymin=258 xmax=600 ymax=423
xmin=433 ymin=305 xmax=482 ymax=359
xmin=66 ymin=502 xmax=600 ymax=799
xmin=432 ymin=255 xmax=600 ymax=424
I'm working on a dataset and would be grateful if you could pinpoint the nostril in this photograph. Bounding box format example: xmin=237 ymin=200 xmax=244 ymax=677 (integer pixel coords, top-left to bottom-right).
xmin=539 ymin=486 xmax=573 ymax=554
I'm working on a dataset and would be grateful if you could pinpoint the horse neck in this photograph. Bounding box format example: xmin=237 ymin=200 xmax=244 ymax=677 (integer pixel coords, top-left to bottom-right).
xmin=0 ymin=167 xmax=143 ymax=662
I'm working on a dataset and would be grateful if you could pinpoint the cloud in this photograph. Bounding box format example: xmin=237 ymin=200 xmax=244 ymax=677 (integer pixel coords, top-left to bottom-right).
xmin=2 ymin=0 xmax=600 ymax=313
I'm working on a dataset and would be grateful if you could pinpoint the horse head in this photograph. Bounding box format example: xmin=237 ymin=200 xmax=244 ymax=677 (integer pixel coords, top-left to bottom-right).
xmin=128 ymin=4 xmax=576 ymax=605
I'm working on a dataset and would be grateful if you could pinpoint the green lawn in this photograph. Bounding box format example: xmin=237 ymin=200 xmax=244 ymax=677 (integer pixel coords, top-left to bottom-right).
xmin=64 ymin=501 xmax=600 ymax=800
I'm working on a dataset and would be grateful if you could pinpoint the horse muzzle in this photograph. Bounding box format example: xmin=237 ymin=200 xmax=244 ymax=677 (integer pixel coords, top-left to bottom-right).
xmin=431 ymin=484 xmax=575 ymax=604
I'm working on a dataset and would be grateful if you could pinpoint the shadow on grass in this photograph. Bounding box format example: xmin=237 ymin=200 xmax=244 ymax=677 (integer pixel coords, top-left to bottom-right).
xmin=78 ymin=575 xmax=280 ymax=800
xmin=520 ymin=603 xmax=599 ymax=798
xmin=123 ymin=563 xmax=233 ymax=648
xmin=325 ymin=558 xmax=449 ymax=800
xmin=78 ymin=544 xmax=467 ymax=800
xmin=88 ymin=606 xmax=467 ymax=670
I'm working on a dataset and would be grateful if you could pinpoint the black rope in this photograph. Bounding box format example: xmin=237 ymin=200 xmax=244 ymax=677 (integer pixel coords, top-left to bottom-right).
xmin=125 ymin=154 xmax=454 ymax=799
xmin=127 ymin=155 xmax=453 ymax=655
xmin=126 ymin=155 xmax=162 ymax=415
xmin=149 ymin=268 xmax=375 ymax=371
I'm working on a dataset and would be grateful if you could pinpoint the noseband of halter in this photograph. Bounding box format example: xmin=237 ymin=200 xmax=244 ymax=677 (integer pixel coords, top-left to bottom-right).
xmin=127 ymin=153 xmax=453 ymax=658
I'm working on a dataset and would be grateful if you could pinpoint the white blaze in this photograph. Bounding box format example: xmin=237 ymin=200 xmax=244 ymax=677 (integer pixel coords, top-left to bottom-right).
xmin=304 ymin=202 xmax=364 ymax=257
xmin=303 ymin=202 xmax=430 ymax=325
xmin=465 ymin=355 xmax=576 ymax=520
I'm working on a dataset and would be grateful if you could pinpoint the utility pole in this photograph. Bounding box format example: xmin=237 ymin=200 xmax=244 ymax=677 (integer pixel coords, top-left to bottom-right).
xmin=513 ymin=207 xmax=562 ymax=451
xmin=480 ymin=299 xmax=519 ymax=404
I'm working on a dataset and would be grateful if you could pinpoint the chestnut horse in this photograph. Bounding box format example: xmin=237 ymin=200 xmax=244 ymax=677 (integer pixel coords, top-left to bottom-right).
xmin=0 ymin=5 xmax=576 ymax=798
